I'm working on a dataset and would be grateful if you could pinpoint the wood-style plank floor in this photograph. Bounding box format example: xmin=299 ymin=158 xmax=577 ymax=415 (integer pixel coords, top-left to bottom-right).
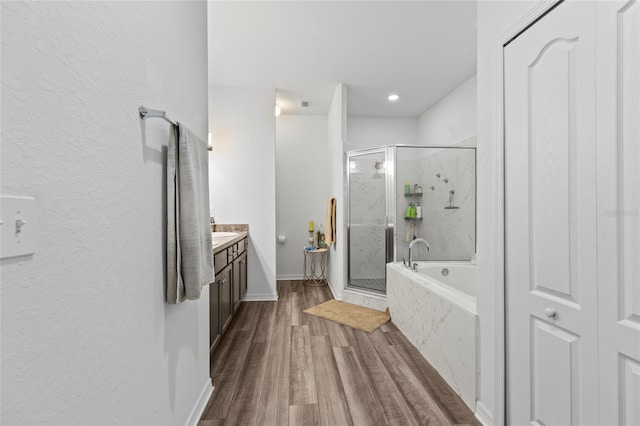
xmin=200 ymin=280 xmax=479 ymax=426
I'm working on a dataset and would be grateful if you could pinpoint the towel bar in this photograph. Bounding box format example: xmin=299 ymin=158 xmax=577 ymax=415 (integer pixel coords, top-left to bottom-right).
xmin=139 ymin=105 xmax=212 ymax=151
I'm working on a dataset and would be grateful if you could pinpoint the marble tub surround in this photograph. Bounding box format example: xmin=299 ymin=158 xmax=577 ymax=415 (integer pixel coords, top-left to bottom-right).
xmin=341 ymin=287 xmax=388 ymax=312
xmin=387 ymin=262 xmax=477 ymax=410
xmin=396 ymin=145 xmax=475 ymax=262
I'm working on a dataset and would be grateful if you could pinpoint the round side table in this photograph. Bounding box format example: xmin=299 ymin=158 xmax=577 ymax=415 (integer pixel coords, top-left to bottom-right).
xmin=302 ymin=247 xmax=328 ymax=286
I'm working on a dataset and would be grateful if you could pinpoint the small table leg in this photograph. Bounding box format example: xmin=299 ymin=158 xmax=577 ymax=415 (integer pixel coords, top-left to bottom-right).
xmin=302 ymin=248 xmax=328 ymax=287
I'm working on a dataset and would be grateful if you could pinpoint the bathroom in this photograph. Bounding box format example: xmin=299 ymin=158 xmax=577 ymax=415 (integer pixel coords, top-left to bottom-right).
xmin=2 ymin=1 xmax=638 ymax=425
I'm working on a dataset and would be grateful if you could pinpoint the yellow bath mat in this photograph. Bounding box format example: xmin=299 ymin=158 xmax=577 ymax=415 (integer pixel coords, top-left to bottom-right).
xmin=303 ymin=300 xmax=391 ymax=333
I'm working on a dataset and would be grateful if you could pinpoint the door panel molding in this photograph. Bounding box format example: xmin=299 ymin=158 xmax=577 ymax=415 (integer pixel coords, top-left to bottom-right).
xmin=531 ymin=318 xmax=580 ymax=426
xmin=617 ymin=0 xmax=640 ymax=325
xmin=620 ymin=354 xmax=640 ymax=425
xmin=527 ymin=35 xmax=579 ymax=304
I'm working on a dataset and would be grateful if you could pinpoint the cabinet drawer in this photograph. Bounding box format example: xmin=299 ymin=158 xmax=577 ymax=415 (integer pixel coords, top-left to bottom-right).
xmin=228 ymin=244 xmax=240 ymax=262
xmin=237 ymin=238 xmax=246 ymax=255
xmin=214 ymin=250 xmax=228 ymax=275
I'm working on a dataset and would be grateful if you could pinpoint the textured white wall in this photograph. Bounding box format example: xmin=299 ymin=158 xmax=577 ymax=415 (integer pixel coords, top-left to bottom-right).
xmin=275 ymin=115 xmax=329 ymax=279
xmin=209 ymin=87 xmax=277 ymax=300
xmin=346 ymin=117 xmax=418 ymax=151
xmin=476 ymin=2 xmax=538 ymax=423
xmin=327 ymin=85 xmax=347 ymax=298
xmin=1 ymin=2 xmax=210 ymax=424
xmin=418 ymin=75 xmax=477 ymax=146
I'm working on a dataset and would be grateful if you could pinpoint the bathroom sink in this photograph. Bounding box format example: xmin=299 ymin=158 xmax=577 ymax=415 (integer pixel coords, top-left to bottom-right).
xmin=212 ymin=232 xmax=240 ymax=238
xmin=211 ymin=231 xmax=240 ymax=247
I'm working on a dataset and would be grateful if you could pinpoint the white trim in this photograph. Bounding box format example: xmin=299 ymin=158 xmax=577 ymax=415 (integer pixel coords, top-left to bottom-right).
xmin=243 ymin=292 xmax=278 ymax=302
xmin=475 ymin=400 xmax=494 ymax=426
xmin=490 ymin=2 xmax=560 ymax=425
xmin=185 ymin=379 xmax=213 ymax=426
xmin=276 ymin=274 xmax=304 ymax=280
xmin=341 ymin=287 xmax=387 ymax=302
xmin=341 ymin=288 xmax=388 ymax=312
xmin=326 ymin=279 xmax=342 ymax=301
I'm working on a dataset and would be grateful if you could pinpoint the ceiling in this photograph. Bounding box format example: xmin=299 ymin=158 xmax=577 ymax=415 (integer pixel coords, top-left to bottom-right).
xmin=208 ymin=1 xmax=477 ymax=117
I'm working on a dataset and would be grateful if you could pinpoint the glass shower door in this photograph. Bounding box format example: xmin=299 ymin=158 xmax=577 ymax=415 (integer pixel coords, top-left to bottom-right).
xmin=347 ymin=148 xmax=393 ymax=294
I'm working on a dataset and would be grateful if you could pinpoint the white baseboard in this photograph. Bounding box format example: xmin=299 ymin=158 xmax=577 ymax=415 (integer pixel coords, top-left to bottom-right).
xmin=185 ymin=379 xmax=213 ymax=426
xmin=475 ymin=400 xmax=494 ymax=426
xmin=326 ymin=280 xmax=342 ymax=300
xmin=243 ymin=292 xmax=278 ymax=301
xmin=276 ymin=274 xmax=304 ymax=280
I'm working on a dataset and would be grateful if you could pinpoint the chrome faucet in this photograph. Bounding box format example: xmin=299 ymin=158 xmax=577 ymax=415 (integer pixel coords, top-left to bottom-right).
xmin=408 ymin=238 xmax=431 ymax=269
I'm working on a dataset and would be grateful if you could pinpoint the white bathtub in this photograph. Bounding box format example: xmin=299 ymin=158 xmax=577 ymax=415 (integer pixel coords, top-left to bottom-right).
xmin=387 ymin=261 xmax=478 ymax=410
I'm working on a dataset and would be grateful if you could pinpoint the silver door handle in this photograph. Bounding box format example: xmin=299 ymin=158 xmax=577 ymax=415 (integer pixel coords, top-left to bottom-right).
xmin=544 ymin=308 xmax=557 ymax=319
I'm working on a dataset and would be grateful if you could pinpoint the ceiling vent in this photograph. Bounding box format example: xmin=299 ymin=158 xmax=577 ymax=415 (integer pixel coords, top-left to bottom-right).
xmin=301 ymin=101 xmax=309 ymax=107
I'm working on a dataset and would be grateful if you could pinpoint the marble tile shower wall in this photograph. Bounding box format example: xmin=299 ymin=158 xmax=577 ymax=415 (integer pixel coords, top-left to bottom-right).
xmin=396 ymin=149 xmax=476 ymax=261
xmin=349 ymin=158 xmax=386 ymax=280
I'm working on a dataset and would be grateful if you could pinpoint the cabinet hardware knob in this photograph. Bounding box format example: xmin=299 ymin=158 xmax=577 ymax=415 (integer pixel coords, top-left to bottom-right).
xmin=544 ymin=308 xmax=557 ymax=319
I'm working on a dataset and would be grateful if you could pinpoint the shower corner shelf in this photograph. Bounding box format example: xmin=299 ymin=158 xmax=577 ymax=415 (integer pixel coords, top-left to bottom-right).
xmin=404 ymin=193 xmax=423 ymax=197
xmin=404 ymin=217 xmax=423 ymax=221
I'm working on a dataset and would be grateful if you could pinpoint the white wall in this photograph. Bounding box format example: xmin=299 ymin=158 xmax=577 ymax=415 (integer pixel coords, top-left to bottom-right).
xmin=327 ymin=85 xmax=347 ymax=298
xmin=346 ymin=116 xmax=418 ymax=151
xmin=476 ymin=2 xmax=538 ymax=424
xmin=1 ymin=2 xmax=210 ymax=424
xmin=275 ymin=115 xmax=329 ymax=279
xmin=418 ymin=75 xmax=477 ymax=146
xmin=209 ymin=87 xmax=277 ymax=300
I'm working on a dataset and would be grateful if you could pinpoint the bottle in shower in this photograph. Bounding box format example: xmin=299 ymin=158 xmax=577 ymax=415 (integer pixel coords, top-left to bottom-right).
xmin=416 ymin=202 xmax=422 ymax=219
xmin=405 ymin=203 xmax=413 ymax=219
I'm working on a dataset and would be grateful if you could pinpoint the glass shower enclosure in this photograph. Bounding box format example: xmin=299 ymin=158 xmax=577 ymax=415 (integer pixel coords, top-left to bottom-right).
xmin=346 ymin=148 xmax=395 ymax=293
xmin=346 ymin=145 xmax=476 ymax=294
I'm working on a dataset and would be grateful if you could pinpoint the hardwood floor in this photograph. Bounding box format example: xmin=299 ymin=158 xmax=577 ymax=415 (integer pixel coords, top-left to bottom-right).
xmin=200 ymin=280 xmax=479 ymax=426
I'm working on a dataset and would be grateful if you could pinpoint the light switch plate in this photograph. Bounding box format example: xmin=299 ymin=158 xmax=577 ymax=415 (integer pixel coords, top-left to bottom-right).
xmin=1 ymin=195 xmax=37 ymax=259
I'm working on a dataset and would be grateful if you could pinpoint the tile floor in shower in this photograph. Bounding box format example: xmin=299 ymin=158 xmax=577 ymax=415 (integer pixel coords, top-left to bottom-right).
xmin=349 ymin=278 xmax=386 ymax=293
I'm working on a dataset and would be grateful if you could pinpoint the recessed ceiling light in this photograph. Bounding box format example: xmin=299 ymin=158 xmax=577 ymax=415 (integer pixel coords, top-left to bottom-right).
xmin=388 ymin=94 xmax=400 ymax=102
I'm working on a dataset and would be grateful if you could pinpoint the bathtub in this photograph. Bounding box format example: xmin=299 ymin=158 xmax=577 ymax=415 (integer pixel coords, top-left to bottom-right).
xmin=387 ymin=261 xmax=478 ymax=410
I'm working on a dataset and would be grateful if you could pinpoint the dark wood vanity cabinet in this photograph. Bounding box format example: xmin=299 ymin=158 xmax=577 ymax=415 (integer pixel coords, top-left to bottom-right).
xmin=218 ymin=264 xmax=233 ymax=334
xmin=235 ymin=251 xmax=247 ymax=310
xmin=210 ymin=236 xmax=248 ymax=356
xmin=209 ymin=276 xmax=220 ymax=351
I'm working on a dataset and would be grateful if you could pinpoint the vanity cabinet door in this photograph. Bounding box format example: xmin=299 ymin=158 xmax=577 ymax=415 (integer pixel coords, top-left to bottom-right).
xmin=232 ymin=255 xmax=241 ymax=312
xmin=209 ymin=282 xmax=220 ymax=354
xmin=232 ymin=250 xmax=248 ymax=311
xmin=239 ymin=251 xmax=247 ymax=298
xmin=218 ymin=265 xmax=233 ymax=334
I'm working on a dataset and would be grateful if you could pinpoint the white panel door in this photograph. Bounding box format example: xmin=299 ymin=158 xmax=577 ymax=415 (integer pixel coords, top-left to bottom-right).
xmin=596 ymin=1 xmax=640 ymax=424
xmin=505 ymin=2 xmax=599 ymax=425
